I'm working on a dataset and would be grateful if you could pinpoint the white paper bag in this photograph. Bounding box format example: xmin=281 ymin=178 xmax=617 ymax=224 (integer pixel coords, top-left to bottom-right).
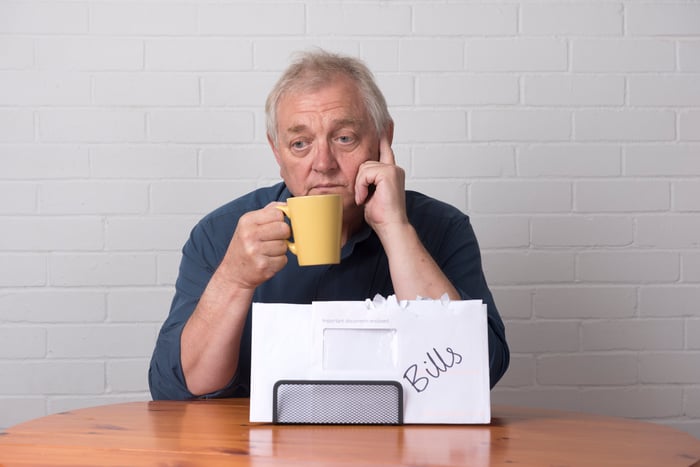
xmin=249 ymin=296 xmax=490 ymax=424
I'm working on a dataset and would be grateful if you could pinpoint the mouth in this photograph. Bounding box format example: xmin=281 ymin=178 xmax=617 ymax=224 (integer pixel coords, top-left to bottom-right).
xmin=309 ymin=184 xmax=342 ymax=194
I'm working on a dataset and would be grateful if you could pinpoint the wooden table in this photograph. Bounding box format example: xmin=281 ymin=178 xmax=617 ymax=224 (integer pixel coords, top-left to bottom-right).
xmin=0 ymin=399 xmax=698 ymax=466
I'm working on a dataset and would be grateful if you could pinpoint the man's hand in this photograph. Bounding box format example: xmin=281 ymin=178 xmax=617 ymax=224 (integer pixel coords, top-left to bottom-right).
xmin=355 ymin=135 xmax=408 ymax=234
xmin=217 ymin=203 xmax=291 ymax=290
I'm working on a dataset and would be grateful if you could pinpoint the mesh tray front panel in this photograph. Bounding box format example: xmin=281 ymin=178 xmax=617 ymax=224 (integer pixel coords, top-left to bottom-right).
xmin=273 ymin=380 xmax=403 ymax=425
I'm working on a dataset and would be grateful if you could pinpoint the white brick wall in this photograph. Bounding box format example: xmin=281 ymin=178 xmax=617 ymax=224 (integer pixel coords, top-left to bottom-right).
xmin=0 ymin=0 xmax=698 ymax=441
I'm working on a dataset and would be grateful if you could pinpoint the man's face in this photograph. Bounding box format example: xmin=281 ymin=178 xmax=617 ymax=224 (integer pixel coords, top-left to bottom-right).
xmin=269 ymin=76 xmax=380 ymax=222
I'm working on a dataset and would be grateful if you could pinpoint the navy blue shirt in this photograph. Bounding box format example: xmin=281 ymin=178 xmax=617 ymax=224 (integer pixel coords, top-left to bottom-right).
xmin=149 ymin=182 xmax=509 ymax=400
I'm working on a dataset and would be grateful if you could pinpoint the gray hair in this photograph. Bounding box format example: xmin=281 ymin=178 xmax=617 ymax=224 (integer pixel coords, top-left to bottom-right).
xmin=265 ymin=49 xmax=392 ymax=147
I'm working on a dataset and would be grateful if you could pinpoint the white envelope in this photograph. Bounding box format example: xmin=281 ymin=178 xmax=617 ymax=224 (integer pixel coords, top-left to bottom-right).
xmin=249 ymin=296 xmax=490 ymax=424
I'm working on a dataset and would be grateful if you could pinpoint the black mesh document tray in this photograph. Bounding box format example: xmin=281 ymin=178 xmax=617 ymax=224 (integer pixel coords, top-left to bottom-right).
xmin=273 ymin=380 xmax=403 ymax=425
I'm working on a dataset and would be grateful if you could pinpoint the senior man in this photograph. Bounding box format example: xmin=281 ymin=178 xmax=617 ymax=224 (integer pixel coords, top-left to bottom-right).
xmin=149 ymin=49 xmax=509 ymax=400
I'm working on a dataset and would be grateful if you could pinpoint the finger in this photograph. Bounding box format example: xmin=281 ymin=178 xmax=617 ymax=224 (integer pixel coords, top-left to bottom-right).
xmin=378 ymin=134 xmax=395 ymax=166
xmin=355 ymin=161 xmax=377 ymax=205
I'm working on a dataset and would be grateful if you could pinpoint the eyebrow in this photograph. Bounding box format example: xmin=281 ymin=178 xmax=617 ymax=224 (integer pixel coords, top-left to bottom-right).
xmin=285 ymin=118 xmax=362 ymax=135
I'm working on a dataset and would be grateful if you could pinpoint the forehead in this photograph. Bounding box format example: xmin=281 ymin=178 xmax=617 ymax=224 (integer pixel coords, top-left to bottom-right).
xmin=276 ymin=77 xmax=368 ymax=123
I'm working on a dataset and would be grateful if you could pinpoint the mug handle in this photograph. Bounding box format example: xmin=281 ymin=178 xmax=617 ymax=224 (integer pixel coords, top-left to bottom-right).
xmin=274 ymin=204 xmax=298 ymax=256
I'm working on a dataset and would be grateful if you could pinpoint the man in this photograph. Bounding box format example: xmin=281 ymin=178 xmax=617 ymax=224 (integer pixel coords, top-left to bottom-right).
xmin=149 ymin=50 xmax=509 ymax=400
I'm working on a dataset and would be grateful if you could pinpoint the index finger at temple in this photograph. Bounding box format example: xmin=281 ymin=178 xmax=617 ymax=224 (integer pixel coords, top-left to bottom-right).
xmin=378 ymin=134 xmax=395 ymax=166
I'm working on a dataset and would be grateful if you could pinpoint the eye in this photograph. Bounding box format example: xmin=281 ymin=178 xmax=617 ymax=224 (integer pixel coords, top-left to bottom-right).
xmin=336 ymin=134 xmax=355 ymax=145
xmin=291 ymin=140 xmax=309 ymax=151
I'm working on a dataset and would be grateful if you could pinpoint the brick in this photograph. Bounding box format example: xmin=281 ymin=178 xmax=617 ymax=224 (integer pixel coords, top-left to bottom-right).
xmin=0 ymin=109 xmax=33 ymax=142
xmin=108 ymin=288 xmax=173 ymax=323
xmin=412 ymin=145 xmax=515 ymax=178
xmin=537 ymin=354 xmax=638 ymax=385
xmin=48 ymin=324 xmax=157 ymax=358
xmin=687 ymin=387 xmax=700 ymax=417
xmin=0 ymin=218 xmax=103 ymax=251
xmin=532 ymin=216 xmax=633 ymax=247
xmin=506 ymin=321 xmax=580 ymax=353
xmin=576 ymin=387 xmax=683 ymax=419
xmin=414 ymin=4 xmax=517 ymax=35
xmin=637 ymin=215 xmax=700 ymax=248
xmin=689 ymin=320 xmax=700 ymax=350
xmin=0 ymin=290 xmax=106 ymax=323
xmin=1 ymin=145 xmax=89 ymax=179
xmin=399 ymin=40 xmax=464 ymax=71
xmin=572 ymin=40 xmax=675 ymax=72
xmin=582 ymin=319 xmax=683 ymax=351
xmin=685 ymin=253 xmax=700 ymax=282
xmin=524 ymin=75 xmax=624 ymax=107
xmin=0 ymin=37 xmax=33 ymax=69
xmin=629 ymin=76 xmax=700 ymax=106
xmin=534 ymin=287 xmax=637 ymax=319
xmin=675 ymin=181 xmax=700 ymax=211
xmin=471 ymin=110 xmax=571 ymax=142
xmin=482 ymin=251 xmax=575 ymax=285
xmin=519 ymin=145 xmax=621 ymax=177
xmin=575 ymin=110 xmax=675 ymax=142
xmin=148 ymin=110 xmax=254 ymax=143
xmin=49 ymin=253 xmax=156 ymax=286
xmin=94 ymin=73 xmax=199 ymax=106
xmin=627 ymin=4 xmax=700 ymax=36
xmin=577 ymin=251 xmax=679 ymax=283
xmin=0 ymin=362 xmax=104 ymax=395
xmin=491 ymin=388 xmax=583 ymax=412
xmin=253 ymin=40 xmax=358 ymax=71
xmin=106 ymin=216 xmax=197 ymax=251
xmin=522 ymin=3 xmax=622 ymax=35
xmin=107 ymin=359 xmax=150 ymax=392
xmin=0 ymin=254 xmax=45 ymax=287
xmin=0 ymin=182 xmax=36 ymax=213
xmin=90 ymin=146 xmax=197 ymax=179
xmin=0 ymin=326 xmax=46 ymax=358
xmin=470 ymin=216 xmax=529 ymax=249
xmin=640 ymin=352 xmax=700 ymax=384
xmin=146 ymin=39 xmax=252 ymax=71
xmin=201 ymin=4 xmax=305 ymax=35
xmin=392 ymin=109 xmax=467 ymax=143
xmin=36 ymin=37 xmax=142 ymax=70
xmin=639 ymin=286 xmax=700 ymax=317
xmin=627 ymin=145 xmax=700 ymax=176
xmin=360 ymin=41 xmax=399 ymax=72
xmin=150 ymin=180 xmax=256 ymax=215
xmin=40 ymin=181 xmax=148 ymax=215
xmin=308 ymin=4 xmax=409 ymax=35
xmin=491 ymin=287 xmax=533 ymax=319
xmin=200 ymin=146 xmax=279 ymax=179
xmin=680 ymin=41 xmax=700 ymax=72
xmin=157 ymin=252 xmax=181 ymax=286
xmin=405 ymin=180 xmax=467 ymax=213
xmin=202 ymin=72 xmax=277 ymax=107
xmin=418 ymin=74 xmax=518 ymax=106
xmin=0 ymin=2 xmax=87 ymax=33
xmin=466 ymin=39 xmax=567 ymax=72
xmin=496 ymin=356 xmax=535 ymax=387
xmin=0 ymin=71 xmax=90 ymax=106
xmin=0 ymin=398 xmax=45 ymax=429
xmin=575 ymin=180 xmax=670 ymax=212
xmin=471 ymin=181 xmax=571 ymax=213
xmin=89 ymin=3 xmax=196 ymax=35
xmin=38 ymin=109 xmax=145 ymax=143
xmin=680 ymin=111 xmax=700 ymax=141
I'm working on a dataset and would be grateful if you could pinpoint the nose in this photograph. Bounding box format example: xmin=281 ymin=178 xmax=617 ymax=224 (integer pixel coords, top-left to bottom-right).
xmin=311 ymin=139 xmax=338 ymax=173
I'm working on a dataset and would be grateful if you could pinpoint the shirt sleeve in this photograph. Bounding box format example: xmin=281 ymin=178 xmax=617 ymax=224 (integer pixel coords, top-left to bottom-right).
xmin=148 ymin=219 xmax=243 ymax=400
xmin=436 ymin=215 xmax=510 ymax=388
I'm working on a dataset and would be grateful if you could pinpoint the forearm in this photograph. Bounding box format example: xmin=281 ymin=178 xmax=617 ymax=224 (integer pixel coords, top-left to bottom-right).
xmin=379 ymin=222 xmax=460 ymax=301
xmin=180 ymin=269 xmax=253 ymax=396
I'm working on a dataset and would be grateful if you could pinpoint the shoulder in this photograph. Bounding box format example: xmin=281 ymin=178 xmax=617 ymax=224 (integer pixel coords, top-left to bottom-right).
xmin=405 ymin=190 xmax=469 ymax=225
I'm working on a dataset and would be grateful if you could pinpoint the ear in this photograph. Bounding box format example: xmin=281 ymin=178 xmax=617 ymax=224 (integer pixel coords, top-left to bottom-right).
xmin=385 ymin=120 xmax=394 ymax=146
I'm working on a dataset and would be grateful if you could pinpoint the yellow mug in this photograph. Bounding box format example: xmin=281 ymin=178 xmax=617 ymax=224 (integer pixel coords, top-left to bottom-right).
xmin=276 ymin=194 xmax=343 ymax=266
